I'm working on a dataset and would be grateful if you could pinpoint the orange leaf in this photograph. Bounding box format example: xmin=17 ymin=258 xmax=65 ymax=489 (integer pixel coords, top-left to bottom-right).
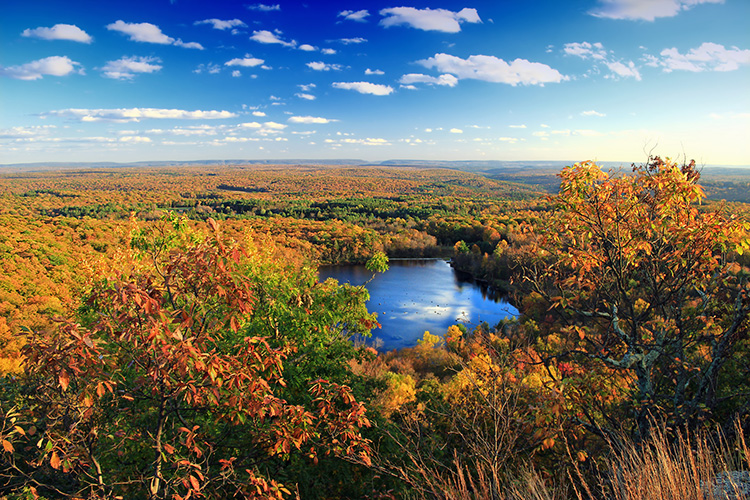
xmin=189 ymin=474 xmax=201 ymax=492
xmin=50 ymin=451 xmax=61 ymax=469
xmin=59 ymin=370 xmax=70 ymax=391
xmin=2 ymin=440 xmax=13 ymax=453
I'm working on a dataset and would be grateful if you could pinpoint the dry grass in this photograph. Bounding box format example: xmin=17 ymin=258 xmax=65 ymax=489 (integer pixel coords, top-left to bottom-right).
xmin=403 ymin=419 xmax=749 ymax=500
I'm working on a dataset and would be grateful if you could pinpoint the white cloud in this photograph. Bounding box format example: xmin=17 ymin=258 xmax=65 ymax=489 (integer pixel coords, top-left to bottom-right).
xmin=299 ymin=83 xmax=316 ymax=91
xmin=119 ymin=135 xmax=151 ymax=143
xmin=339 ymin=9 xmax=370 ymax=22
xmin=247 ymin=4 xmax=280 ymax=11
xmin=321 ymin=48 xmax=337 ymax=55
xmin=225 ymin=56 xmax=265 ymax=67
xmin=194 ymin=63 xmax=221 ymax=74
xmin=195 ymin=19 xmax=246 ymax=30
xmin=498 ymin=137 xmax=520 ymax=143
xmin=589 ymin=0 xmax=723 ymax=21
xmin=252 ymin=111 xmax=266 ymax=117
xmin=0 ymin=56 xmax=82 ymax=80
xmin=238 ymin=122 xmax=262 ymax=128
xmin=379 ymin=7 xmax=481 ymax=33
xmin=563 ymin=42 xmax=608 ymax=60
xmin=106 ymin=20 xmax=203 ymax=49
xmin=657 ymin=42 xmax=750 ymax=72
xmin=250 ymin=30 xmax=296 ymax=47
xmin=0 ymin=125 xmax=56 ymax=139
xmin=288 ymin=116 xmax=336 ymax=124
xmin=565 ymin=42 xmax=641 ymax=80
xmin=581 ymin=110 xmax=606 ymax=117
xmin=307 ymin=61 xmax=342 ymax=71
xmin=296 ymin=93 xmax=316 ymax=100
xmin=509 ymin=124 xmax=527 ymax=129
xmin=101 ymin=56 xmax=161 ymax=80
xmin=331 ymin=137 xmax=390 ymax=146
xmin=365 ymin=68 xmax=385 ymax=75
xmin=332 ymin=81 xmax=394 ymax=95
xmin=399 ymin=73 xmax=458 ymax=87
xmin=450 ymin=128 xmax=463 ymax=134
xmin=45 ymin=107 xmax=237 ymax=122
xmin=606 ymin=60 xmax=641 ymax=79
xmin=338 ymin=37 xmax=367 ymax=44
xmin=299 ymin=44 xmax=317 ymax=51
xmin=232 ymin=70 xmax=241 ymax=77
xmin=21 ymin=24 xmax=92 ymax=43
xmin=418 ymin=53 xmax=566 ymax=86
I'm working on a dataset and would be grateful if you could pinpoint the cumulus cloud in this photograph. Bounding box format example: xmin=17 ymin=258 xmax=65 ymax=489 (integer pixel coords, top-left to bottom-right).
xmin=225 ymin=55 xmax=265 ymax=67
xmin=332 ymin=81 xmax=394 ymax=95
xmin=321 ymin=48 xmax=337 ymax=55
xmin=299 ymin=44 xmax=317 ymax=51
xmin=195 ymin=19 xmax=246 ymax=30
xmin=44 ymin=107 xmax=237 ymax=122
xmin=0 ymin=56 xmax=82 ymax=80
xmin=450 ymin=128 xmax=463 ymax=134
xmin=21 ymin=24 xmax=92 ymax=43
xmin=250 ymin=29 xmax=296 ymax=47
xmin=247 ymin=4 xmax=280 ymax=11
xmin=296 ymin=93 xmax=316 ymax=100
xmin=101 ymin=56 xmax=161 ymax=80
xmin=365 ymin=68 xmax=385 ymax=75
xmin=288 ymin=116 xmax=336 ymax=124
xmin=606 ymin=60 xmax=641 ymax=79
xmin=0 ymin=125 xmax=56 ymax=139
xmin=581 ymin=110 xmax=606 ymax=117
xmin=119 ymin=135 xmax=151 ymax=143
xmin=106 ymin=20 xmax=203 ymax=49
xmin=194 ymin=63 xmax=221 ymax=74
xmin=563 ymin=42 xmax=608 ymax=60
xmin=656 ymin=42 xmax=750 ymax=72
xmin=307 ymin=61 xmax=342 ymax=71
xmin=338 ymin=37 xmax=367 ymax=44
xmin=509 ymin=124 xmax=527 ymax=129
xmin=252 ymin=111 xmax=266 ymax=117
xmin=299 ymin=83 xmax=316 ymax=91
xmin=329 ymin=137 xmax=390 ymax=146
xmin=339 ymin=9 xmax=370 ymax=22
xmin=379 ymin=7 xmax=481 ymax=33
xmin=399 ymin=73 xmax=458 ymax=87
xmin=589 ymin=0 xmax=723 ymax=21
xmin=418 ymin=53 xmax=566 ymax=86
xmin=564 ymin=42 xmax=641 ymax=80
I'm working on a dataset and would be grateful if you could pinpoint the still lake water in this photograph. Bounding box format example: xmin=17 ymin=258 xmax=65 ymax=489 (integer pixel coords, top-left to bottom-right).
xmin=319 ymin=259 xmax=518 ymax=351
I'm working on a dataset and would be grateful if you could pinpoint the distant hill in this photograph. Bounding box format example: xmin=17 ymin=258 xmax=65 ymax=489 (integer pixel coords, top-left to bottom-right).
xmin=2 ymin=158 xmax=749 ymax=202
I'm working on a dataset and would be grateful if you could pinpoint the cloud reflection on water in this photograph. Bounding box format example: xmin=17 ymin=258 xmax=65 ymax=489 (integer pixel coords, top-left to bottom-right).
xmin=319 ymin=259 xmax=518 ymax=350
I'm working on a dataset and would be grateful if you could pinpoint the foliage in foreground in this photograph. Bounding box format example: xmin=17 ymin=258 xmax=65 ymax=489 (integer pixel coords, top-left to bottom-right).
xmin=0 ymin=218 xmax=377 ymax=499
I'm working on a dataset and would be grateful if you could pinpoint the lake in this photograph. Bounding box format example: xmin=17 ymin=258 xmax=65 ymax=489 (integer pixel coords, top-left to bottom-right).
xmin=319 ymin=259 xmax=518 ymax=351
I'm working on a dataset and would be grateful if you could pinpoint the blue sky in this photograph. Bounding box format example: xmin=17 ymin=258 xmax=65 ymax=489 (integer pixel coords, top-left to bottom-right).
xmin=1 ymin=0 xmax=749 ymax=165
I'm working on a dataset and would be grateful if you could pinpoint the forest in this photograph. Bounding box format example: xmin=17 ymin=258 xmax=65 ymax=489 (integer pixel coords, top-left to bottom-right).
xmin=1 ymin=157 xmax=749 ymax=499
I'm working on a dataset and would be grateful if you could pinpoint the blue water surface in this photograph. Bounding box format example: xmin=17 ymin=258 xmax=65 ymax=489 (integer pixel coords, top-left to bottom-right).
xmin=319 ymin=259 xmax=518 ymax=351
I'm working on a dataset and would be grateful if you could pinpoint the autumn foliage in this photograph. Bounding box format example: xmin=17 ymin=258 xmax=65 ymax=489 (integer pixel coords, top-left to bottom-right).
xmin=1 ymin=218 xmax=373 ymax=498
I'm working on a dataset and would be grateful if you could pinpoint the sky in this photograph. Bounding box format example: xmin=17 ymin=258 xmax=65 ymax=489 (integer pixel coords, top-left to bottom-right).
xmin=1 ymin=0 xmax=749 ymax=166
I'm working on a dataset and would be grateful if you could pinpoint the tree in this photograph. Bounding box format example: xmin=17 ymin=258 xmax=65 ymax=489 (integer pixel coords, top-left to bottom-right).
xmin=517 ymin=157 xmax=750 ymax=439
xmin=1 ymin=218 xmax=373 ymax=499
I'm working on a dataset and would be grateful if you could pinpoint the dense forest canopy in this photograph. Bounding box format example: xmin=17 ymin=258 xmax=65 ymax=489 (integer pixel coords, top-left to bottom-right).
xmin=1 ymin=160 xmax=748 ymax=499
